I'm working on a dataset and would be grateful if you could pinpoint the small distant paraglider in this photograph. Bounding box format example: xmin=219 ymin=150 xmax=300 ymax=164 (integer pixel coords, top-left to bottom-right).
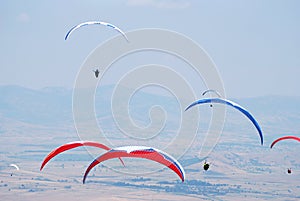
xmin=202 ymin=89 xmax=222 ymax=98
xmin=10 ymin=164 xmax=20 ymax=171
xmin=270 ymin=136 xmax=300 ymax=175
xmin=202 ymin=89 xmax=222 ymax=107
xmin=9 ymin=164 xmax=19 ymax=176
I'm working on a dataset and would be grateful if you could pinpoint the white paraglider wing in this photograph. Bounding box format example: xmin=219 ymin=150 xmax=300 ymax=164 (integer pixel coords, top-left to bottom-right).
xmin=65 ymin=21 xmax=129 ymax=42
xmin=202 ymin=89 xmax=222 ymax=98
xmin=9 ymin=164 xmax=20 ymax=171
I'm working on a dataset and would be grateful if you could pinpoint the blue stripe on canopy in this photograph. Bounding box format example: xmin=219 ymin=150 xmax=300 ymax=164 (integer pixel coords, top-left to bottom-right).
xmin=185 ymin=98 xmax=263 ymax=145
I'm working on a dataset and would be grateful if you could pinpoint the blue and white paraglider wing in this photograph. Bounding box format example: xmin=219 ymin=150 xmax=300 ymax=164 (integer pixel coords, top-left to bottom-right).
xmin=185 ymin=98 xmax=263 ymax=145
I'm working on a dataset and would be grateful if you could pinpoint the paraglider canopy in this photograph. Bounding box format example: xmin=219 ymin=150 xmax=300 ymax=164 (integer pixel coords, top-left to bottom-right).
xmin=270 ymin=136 xmax=300 ymax=148
xmin=40 ymin=141 xmax=124 ymax=171
xmin=9 ymin=164 xmax=19 ymax=176
xmin=185 ymin=97 xmax=264 ymax=145
xmin=65 ymin=21 xmax=129 ymax=42
xmin=202 ymin=89 xmax=222 ymax=98
xmin=83 ymin=146 xmax=185 ymax=183
xmin=9 ymin=164 xmax=20 ymax=171
xmin=202 ymin=89 xmax=222 ymax=107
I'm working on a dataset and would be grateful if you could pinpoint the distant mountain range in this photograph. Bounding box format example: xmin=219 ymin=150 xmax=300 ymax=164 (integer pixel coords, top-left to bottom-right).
xmin=1 ymin=85 xmax=300 ymax=134
xmin=0 ymin=85 xmax=72 ymax=126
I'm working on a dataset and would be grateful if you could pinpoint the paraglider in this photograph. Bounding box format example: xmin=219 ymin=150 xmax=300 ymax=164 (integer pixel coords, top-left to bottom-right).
xmin=83 ymin=146 xmax=185 ymax=183
xmin=93 ymin=69 xmax=100 ymax=78
xmin=9 ymin=164 xmax=19 ymax=176
xmin=9 ymin=164 xmax=20 ymax=171
xmin=270 ymin=136 xmax=300 ymax=174
xmin=185 ymin=98 xmax=264 ymax=145
xmin=40 ymin=141 xmax=125 ymax=171
xmin=65 ymin=21 xmax=129 ymax=42
xmin=202 ymin=89 xmax=222 ymax=107
xmin=202 ymin=89 xmax=222 ymax=98
xmin=270 ymin=136 xmax=300 ymax=149
xmin=203 ymin=161 xmax=210 ymax=171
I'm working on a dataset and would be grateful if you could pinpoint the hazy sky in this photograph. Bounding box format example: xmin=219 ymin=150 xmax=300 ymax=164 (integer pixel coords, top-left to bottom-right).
xmin=1 ymin=0 xmax=299 ymax=98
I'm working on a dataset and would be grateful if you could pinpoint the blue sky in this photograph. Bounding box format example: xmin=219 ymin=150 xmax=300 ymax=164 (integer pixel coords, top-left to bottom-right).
xmin=0 ymin=0 xmax=299 ymax=98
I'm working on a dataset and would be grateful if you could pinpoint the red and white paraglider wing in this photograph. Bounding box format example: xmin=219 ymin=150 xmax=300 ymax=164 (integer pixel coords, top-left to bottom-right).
xmin=83 ymin=146 xmax=185 ymax=183
xmin=40 ymin=141 xmax=124 ymax=171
